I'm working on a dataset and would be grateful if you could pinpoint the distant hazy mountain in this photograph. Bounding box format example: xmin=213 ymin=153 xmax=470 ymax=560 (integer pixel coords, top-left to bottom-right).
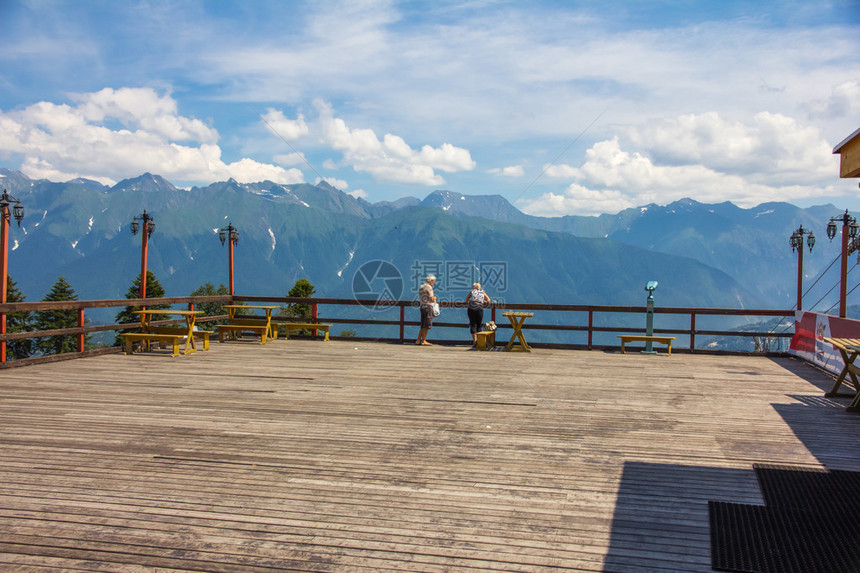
xmin=0 ymin=169 xmax=833 ymax=316
xmin=414 ymin=190 xmax=842 ymax=305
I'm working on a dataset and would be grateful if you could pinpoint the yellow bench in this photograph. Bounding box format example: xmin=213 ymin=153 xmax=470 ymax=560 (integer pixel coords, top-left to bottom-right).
xmin=121 ymin=333 xmax=184 ymax=357
xmin=152 ymin=326 xmax=213 ymax=351
xmin=217 ymin=320 xmax=273 ymax=344
xmin=617 ymin=335 xmax=676 ymax=355
xmin=475 ymin=330 xmax=495 ymax=350
xmin=279 ymin=323 xmax=331 ymax=341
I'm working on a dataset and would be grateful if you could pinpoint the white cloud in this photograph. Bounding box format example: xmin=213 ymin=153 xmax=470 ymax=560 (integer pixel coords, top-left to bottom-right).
xmin=74 ymin=87 xmax=219 ymax=143
xmin=261 ymin=108 xmax=310 ymax=141
xmin=488 ymin=165 xmax=525 ymax=177
xmin=316 ymin=176 xmax=348 ymax=190
xmin=522 ymin=119 xmax=841 ymax=216
xmin=306 ymin=99 xmax=475 ymax=185
xmin=802 ymin=80 xmax=860 ymax=122
xmin=217 ymin=157 xmax=303 ymax=185
xmin=347 ymin=188 xmax=368 ymax=199
xmin=0 ymin=88 xmax=304 ymax=186
xmin=622 ymin=111 xmax=835 ymax=186
xmin=519 ymin=184 xmax=635 ymax=217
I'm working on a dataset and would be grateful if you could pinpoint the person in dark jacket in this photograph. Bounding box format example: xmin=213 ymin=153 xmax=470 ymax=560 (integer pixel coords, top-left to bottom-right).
xmin=465 ymin=282 xmax=490 ymax=347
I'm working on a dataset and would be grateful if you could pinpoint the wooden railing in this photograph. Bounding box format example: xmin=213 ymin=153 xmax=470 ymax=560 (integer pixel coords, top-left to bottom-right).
xmin=0 ymin=295 xmax=794 ymax=368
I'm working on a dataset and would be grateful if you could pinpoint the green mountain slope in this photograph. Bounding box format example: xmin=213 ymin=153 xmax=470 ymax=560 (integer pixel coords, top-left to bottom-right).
xmin=1 ymin=170 xmax=765 ymax=314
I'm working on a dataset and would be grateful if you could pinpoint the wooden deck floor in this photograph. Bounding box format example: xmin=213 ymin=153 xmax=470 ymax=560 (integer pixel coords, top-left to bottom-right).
xmin=1 ymin=340 xmax=858 ymax=572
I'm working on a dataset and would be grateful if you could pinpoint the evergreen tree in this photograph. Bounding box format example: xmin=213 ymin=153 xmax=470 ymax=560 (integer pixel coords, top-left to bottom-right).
xmin=190 ymin=282 xmax=229 ymax=324
xmin=6 ymin=275 xmax=33 ymax=360
xmin=278 ymin=278 xmax=316 ymax=319
xmin=34 ymin=277 xmax=87 ymax=355
xmin=114 ymin=271 xmax=170 ymax=345
xmin=278 ymin=279 xmax=316 ymax=336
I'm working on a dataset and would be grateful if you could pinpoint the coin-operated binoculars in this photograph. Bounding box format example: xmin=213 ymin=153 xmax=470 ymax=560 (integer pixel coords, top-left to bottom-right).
xmin=643 ymin=281 xmax=658 ymax=354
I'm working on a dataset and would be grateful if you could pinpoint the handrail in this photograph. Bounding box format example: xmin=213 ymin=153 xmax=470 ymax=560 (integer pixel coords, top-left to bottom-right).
xmin=0 ymin=294 xmax=795 ymax=368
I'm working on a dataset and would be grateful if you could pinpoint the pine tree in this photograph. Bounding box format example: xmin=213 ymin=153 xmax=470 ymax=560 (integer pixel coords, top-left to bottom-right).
xmin=190 ymin=282 xmax=229 ymax=324
xmin=34 ymin=277 xmax=87 ymax=355
xmin=5 ymin=275 xmax=33 ymax=360
xmin=278 ymin=278 xmax=316 ymax=319
xmin=278 ymin=279 xmax=316 ymax=335
xmin=114 ymin=271 xmax=169 ymax=345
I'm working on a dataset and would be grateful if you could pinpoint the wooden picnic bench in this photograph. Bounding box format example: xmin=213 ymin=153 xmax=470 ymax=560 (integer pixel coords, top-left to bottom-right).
xmin=152 ymin=326 xmax=213 ymax=351
xmin=218 ymin=305 xmax=280 ymax=344
xmin=821 ymin=337 xmax=860 ymax=413
xmin=217 ymin=319 xmax=273 ymax=344
xmin=475 ymin=330 xmax=495 ymax=350
xmin=121 ymin=332 xmax=184 ymax=357
xmin=617 ymin=335 xmax=676 ymax=355
xmin=122 ymin=309 xmax=205 ymax=357
xmin=278 ymin=322 xmax=332 ymax=341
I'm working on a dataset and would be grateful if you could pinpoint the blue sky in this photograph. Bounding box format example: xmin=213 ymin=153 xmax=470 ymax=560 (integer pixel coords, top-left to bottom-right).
xmin=0 ymin=0 xmax=858 ymax=216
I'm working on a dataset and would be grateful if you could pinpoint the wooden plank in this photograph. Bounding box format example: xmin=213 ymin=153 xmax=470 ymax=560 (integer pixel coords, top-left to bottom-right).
xmin=0 ymin=342 xmax=858 ymax=571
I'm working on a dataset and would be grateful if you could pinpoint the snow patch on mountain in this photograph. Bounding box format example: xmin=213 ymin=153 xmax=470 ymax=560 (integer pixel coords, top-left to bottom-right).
xmin=337 ymin=250 xmax=355 ymax=277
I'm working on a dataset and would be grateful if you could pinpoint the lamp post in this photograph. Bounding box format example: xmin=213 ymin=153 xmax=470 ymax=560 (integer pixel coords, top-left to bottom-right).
xmin=789 ymin=225 xmax=815 ymax=311
xmin=130 ymin=210 xmax=155 ymax=302
xmin=826 ymin=210 xmax=859 ymax=318
xmin=0 ymin=189 xmax=24 ymax=363
xmin=219 ymin=222 xmax=239 ymax=296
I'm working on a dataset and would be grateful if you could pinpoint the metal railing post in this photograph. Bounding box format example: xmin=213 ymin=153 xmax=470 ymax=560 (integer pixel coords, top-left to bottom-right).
xmin=588 ymin=310 xmax=593 ymax=349
xmin=77 ymin=309 xmax=85 ymax=352
xmin=690 ymin=313 xmax=696 ymax=351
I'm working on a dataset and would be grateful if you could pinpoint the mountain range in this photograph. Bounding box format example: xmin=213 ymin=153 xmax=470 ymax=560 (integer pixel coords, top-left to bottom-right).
xmin=0 ymin=169 xmax=845 ymax=323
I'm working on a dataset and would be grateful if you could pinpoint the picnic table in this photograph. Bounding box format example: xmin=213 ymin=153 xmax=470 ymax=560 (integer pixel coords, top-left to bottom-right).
xmin=122 ymin=309 xmax=205 ymax=357
xmin=822 ymin=337 xmax=860 ymax=412
xmin=218 ymin=305 xmax=279 ymax=344
xmin=502 ymin=311 xmax=534 ymax=352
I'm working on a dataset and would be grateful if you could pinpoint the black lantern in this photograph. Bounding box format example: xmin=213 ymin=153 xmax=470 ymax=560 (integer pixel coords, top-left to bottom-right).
xmin=219 ymin=222 xmax=239 ymax=246
xmin=827 ymin=210 xmax=857 ymax=242
xmin=790 ymin=225 xmax=815 ymax=253
xmin=0 ymin=189 xmax=25 ymax=227
xmin=130 ymin=210 xmax=155 ymax=237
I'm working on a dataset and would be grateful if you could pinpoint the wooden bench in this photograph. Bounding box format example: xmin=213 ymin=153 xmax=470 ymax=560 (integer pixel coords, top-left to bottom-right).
xmin=121 ymin=333 xmax=184 ymax=357
xmin=475 ymin=330 xmax=495 ymax=350
xmin=152 ymin=327 xmax=213 ymax=351
xmin=217 ymin=320 xmax=273 ymax=344
xmin=617 ymin=335 xmax=676 ymax=355
xmin=279 ymin=323 xmax=331 ymax=341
